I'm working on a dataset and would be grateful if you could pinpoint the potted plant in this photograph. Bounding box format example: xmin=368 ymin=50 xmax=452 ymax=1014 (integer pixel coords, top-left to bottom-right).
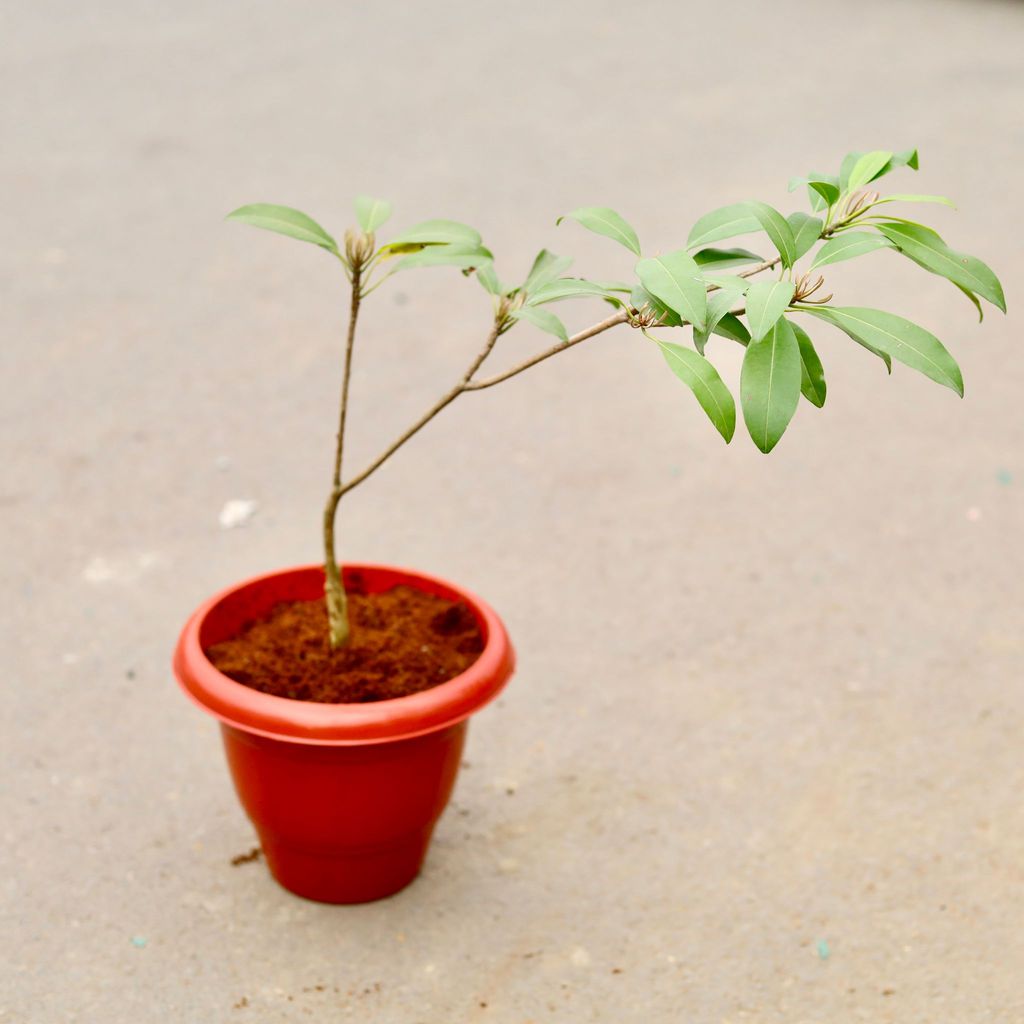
xmin=173 ymin=148 xmax=1004 ymax=903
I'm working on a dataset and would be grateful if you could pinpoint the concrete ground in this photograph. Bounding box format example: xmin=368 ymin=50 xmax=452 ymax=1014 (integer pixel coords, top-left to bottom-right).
xmin=3 ymin=1 xmax=1023 ymax=1020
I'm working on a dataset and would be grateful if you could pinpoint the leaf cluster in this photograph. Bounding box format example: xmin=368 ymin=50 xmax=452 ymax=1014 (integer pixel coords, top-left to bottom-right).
xmin=556 ymin=147 xmax=1003 ymax=452
xmin=226 ymin=147 xmax=1004 ymax=454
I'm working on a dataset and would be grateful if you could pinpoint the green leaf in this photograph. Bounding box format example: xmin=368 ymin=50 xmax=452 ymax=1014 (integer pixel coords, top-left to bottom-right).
xmin=692 ymin=247 xmax=764 ymax=270
xmin=846 ymin=150 xmax=893 ymax=193
xmin=745 ymin=280 xmax=796 ymax=342
xmin=713 ymin=313 xmax=750 ymax=345
xmin=477 ymin=263 xmax=503 ymax=296
xmin=630 ymin=286 xmax=682 ymax=327
xmin=878 ymin=148 xmax=920 ymax=178
xmin=740 ymin=317 xmax=802 ymax=453
xmin=395 ymin=244 xmax=493 ymax=271
xmin=354 ymin=196 xmax=393 ymax=234
xmin=790 ymin=319 xmax=826 ymax=408
xmin=635 ymin=251 xmax=707 ymax=331
xmin=787 ymin=212 xmax=823 ymax=261
xmin=384 ymin=219 xmax=482 ymax=252
xmin=840 ymin=148 xmax=918 ymax=191
xmin=803 ymin=306 xmax=962 ymax=394
xmin=839 ymin=151 xmax=863 ymax=192
xmin=226 ymin=203 xmax=338 ymax=252
xmin=523 ymin=249 xmax=573 ymax=294
xmin=509 ymin=306 xmax=568 ymax=342
xmin=687 ymin=203 xmax=761 ymax=249
xmin=743 ymin=201 xmax=798 ymax=268
xmin=795 ymin=306 xmax=890 ymax=371
xmin=702 ymin=273 xmax=751 ymax=294
xmin=809 ymin=178 xmax=840 ymax=211
xmin=790 ymin=174 xmax=840 ymax=212
xmin=693 ymin=285 xmax=746 ymax=355
xmin=526 ymin=278 xmax=610 ymax=305
xmin=557 ymin=206 xmax=641 ymax=255
xmin=874 ymin=221 xmax=1006 ymax=312
xmin=655 ymin=340 xmax=736 ymax=442
xmin=810 ymin=232 xmax=894 ymax=270
xmin=868 ymin=193 xmax=955 ymax=210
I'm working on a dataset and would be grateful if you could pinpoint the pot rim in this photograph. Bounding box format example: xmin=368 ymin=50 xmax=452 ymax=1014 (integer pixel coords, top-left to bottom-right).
xmin=173 ymin=563 xmax=515 ymax=746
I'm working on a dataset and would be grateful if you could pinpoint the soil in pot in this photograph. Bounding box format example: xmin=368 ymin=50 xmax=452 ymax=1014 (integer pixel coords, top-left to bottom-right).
xmin=205 ymin=584 xmax=483 ymax=704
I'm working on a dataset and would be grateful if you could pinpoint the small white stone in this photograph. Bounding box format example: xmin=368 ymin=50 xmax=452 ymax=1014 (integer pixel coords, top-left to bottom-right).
xmin=570 ymin=946 xmax=591 ymax=967
xmin=82 ymin=551 xmax=166 ymax=584
xmin=219 ymin=499 xmax=258 ymax=529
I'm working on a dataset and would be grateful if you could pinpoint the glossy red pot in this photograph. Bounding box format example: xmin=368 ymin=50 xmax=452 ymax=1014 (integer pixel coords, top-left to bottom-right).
xmin=173 ymin=564 xmax=515 ymax=903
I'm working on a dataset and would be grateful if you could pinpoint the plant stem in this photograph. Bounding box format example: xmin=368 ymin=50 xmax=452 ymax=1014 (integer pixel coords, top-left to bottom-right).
xmin=737 ymin=256 xmax=781 ymax=279
xmin=464 ymin=310 xmax=628 ymax=391
xmin=323 ymin=261 xmax=362 ymax=648
xmin=338 ymin=317 xmax=506 ymax=500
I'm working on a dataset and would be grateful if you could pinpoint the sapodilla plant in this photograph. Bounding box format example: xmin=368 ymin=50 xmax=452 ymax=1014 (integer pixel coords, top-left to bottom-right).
xmin=228 ymin=147 xmax=1005 ymax=648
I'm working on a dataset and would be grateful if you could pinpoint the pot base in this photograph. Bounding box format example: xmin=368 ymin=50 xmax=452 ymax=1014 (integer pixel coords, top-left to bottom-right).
xmin=259 ymin=827 xmax=433 ymax=904
xmin=221 ymin=720 xmax=466 ymax=904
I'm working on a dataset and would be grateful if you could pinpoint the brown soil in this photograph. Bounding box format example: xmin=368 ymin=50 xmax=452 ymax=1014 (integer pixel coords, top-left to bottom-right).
xmin=205 ymin=585 xmax=484 ymax=703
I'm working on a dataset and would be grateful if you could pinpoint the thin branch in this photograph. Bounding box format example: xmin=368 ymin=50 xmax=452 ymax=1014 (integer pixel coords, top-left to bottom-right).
xmin=737 ymin=256 xmax=781 ymax=280
xmin=464 ymin=310 xmax=628 ymax=392
xmin=338 ymin=318 xmax=505 ymax=498
xmin=332 ymin=264 xmax=362 ymax=489
xmin=463 ymin=316 xmax=505 ymax=380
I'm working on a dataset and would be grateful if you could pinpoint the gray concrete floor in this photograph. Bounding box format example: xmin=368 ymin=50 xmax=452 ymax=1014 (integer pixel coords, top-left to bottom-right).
xmin=3 ymin=1 xmax=1023 ymax=1020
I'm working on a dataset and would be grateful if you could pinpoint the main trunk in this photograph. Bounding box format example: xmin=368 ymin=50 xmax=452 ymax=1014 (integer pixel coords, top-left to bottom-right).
xmin=322 ymin=257 xmax=363 ymax=648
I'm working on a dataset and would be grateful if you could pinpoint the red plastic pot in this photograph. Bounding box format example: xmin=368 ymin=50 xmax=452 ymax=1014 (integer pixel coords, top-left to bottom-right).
xmin=173 ymin=563 xmax=515 ymax=904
